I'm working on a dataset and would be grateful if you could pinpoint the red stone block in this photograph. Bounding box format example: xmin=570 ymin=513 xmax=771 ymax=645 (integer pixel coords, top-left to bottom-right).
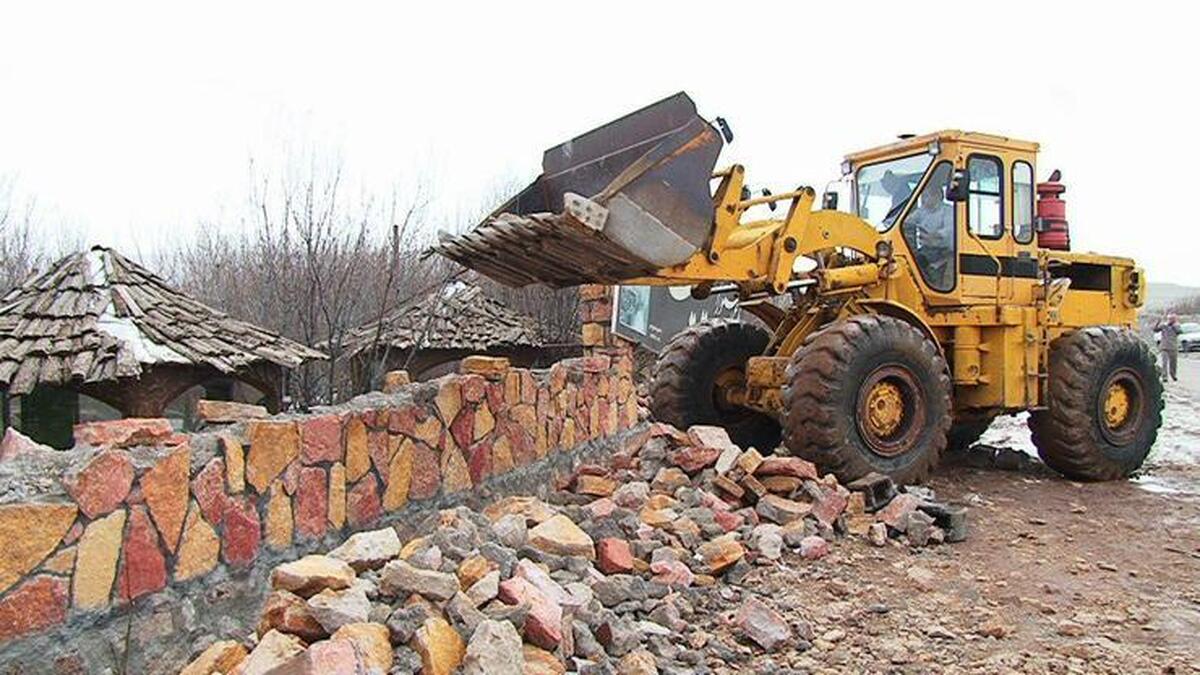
xmin=192 ymin=457 xmax=229 ymax=526
xmin=63 ymin=449 xmax=134 ymax=518
xmin=408 ymin=444 xmax=440 ymax=501
xmin=300 ymin=416 xmax=343 ymax=465
xmin=498 ymin=577 xmax=561 ymax=650
xmin=713 ymin=509 xmax=745 ymax=533
xmin=756 ymin=457 xmax=819 ymax=481
xmin=73 ymin=418 xmax=174 ymax=449
xmin=295 ymin=467 xmax=328 ymax=540
xmin=449 ymin=410 xmax=474 ymax=451
xmin=579 ymin=356 xmax=611 ymax=373
xmin=346 ymin=475 xmax=382 ymax=528
xmin=596 ymin=538 xmax=633 ymax=575
xmin=387 ymin=406 xmax=418 ymax=435
xmin=669 ymin=446 xmax=722 ymax=474
xmin=486 ymin=382 xmax=505 ymax=412
xmin=812 ymin=488 xmax=848 ymax=527
xmin=467 ymin=442 xmax=492 ymax=485
xmin=119 ymin=506 xmax=167 ymax=601
xmin=0 ymin=575 xmax=69 ymax=641
xmin=460 ymin=374 xmax=487 ymax=403
xmin=368 ymin=431 xmax=390 ymax=479
xmin=222 ymin=496 xmax=261 ymax=567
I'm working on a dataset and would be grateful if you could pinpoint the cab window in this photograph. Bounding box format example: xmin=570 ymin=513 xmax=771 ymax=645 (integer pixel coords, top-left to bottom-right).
xmin=1013 ymin=161 xmax=1034 ymax=243
xmin=967 ymin=155 xmax=1003 ymax=238
xmin=900 ymin=162 xmax=955 ymax=292
xmin=855 ymin=154 xmax=934 ymax=232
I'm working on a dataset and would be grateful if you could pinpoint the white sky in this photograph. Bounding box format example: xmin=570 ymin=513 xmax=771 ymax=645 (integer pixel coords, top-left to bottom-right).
xmin=2 ymin=1 xmax=1198 ymax=284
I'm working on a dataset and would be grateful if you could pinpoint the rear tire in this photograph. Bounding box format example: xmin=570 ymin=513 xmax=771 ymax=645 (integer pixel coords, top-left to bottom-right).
xmin=782 ymin=315 xmax=952 ymax=484
xmin=1030 ymin=327 xmax=1163 ymax=480
xmin=649 ymin=320 xmax=782 ymax=451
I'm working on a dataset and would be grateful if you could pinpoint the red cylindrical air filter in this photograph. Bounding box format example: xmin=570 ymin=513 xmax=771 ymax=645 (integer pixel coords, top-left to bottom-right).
xmin=1036 ymin=175 xmax=1070 ymax=250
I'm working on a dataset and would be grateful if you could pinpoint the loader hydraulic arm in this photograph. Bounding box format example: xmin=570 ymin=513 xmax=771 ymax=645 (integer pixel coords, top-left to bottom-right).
xmin=625 ymin=166 xmax=886 ymax=295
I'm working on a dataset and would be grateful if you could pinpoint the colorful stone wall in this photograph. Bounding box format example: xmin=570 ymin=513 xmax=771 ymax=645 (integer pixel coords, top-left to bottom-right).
xmin=0 ymin=347 xmax=637 ymax=661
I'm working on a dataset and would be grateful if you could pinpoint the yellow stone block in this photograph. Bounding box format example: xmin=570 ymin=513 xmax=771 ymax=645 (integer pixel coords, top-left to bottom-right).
xmin=265 ymin=481 xmax=293 ymax=550
xmin=411 ymin=616 xmax=465 ymax=675
xmin=328 ymin=462 xmax=347 ymax=530
xmin=0 ymin=503 xmax=77 ymax=593
xmin=440 ymin=447 xmax=471 ymax=494
xmin=246 ymin=421 xmax=300 ymax=494
xmin=73 ymin=509 xmax=126 ymax=609
xmin=179 ymin=639 xmax=247 ymax=675
xmin=42 ymin=546 xmax=76 ymax=575
xmin=435 ymin=380 xmax=462 ymax=425
xmin=460 ymin=355 xmax=510 ymax=380
xmin=141 ymin=444 xmax=190 ymax=553
xmin=383 ymin=439 xmax=414 ymax=511
xmin=222 ymin=434 xmax=245 ymax=494
xmin=473 ymin=405 xmax=495 ymax=442
xmin=175 ymin=503 xmax=219 ymax=582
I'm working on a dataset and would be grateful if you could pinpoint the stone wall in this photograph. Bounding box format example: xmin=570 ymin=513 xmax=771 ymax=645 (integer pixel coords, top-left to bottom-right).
xmin=0 ymin=326 xmax=639 ymax=673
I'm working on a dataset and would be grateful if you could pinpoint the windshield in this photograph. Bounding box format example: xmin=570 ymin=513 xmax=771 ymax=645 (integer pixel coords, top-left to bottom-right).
xmin=855 ymin=154 xmax=935 ymax=231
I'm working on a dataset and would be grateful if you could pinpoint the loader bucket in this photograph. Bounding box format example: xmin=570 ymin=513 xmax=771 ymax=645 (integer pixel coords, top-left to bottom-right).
xmin=434 ymin=92 xmax=724 ymax=287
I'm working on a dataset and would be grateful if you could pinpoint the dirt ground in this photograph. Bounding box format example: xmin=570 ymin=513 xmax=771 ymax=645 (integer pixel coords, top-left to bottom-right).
xmin=691 ymin=354 xmax=1200 ymax=674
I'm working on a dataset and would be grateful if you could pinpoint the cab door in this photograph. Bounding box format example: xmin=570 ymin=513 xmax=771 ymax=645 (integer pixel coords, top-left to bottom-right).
xmin=959 ymin=154 xmax=1015 ymax=301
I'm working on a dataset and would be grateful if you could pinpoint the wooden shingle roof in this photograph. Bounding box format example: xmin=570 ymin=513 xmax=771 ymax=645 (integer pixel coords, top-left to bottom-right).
xmin=0 ymin=246 xmax=325 ymax=395
xmin=340 ymin=281 xmax=542 ymax=359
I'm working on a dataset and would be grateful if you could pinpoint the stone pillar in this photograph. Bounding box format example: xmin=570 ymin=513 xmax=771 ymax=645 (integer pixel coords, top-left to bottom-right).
xmin=579 ymin=284 xmax=634 ymax=375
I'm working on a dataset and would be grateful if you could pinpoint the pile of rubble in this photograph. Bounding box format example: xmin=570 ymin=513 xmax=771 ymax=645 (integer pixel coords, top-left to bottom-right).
xmin=181 ymin=424 xmax=968 ymax=674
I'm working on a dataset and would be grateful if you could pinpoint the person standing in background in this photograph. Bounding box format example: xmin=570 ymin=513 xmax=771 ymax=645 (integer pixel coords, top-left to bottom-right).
xmin=1156 ymin=313 xmax=1181 ymax=382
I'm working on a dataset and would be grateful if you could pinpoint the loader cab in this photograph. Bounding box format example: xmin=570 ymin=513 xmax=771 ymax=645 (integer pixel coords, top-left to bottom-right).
xmin=845 ymin=131 xmax=1040 ymax=307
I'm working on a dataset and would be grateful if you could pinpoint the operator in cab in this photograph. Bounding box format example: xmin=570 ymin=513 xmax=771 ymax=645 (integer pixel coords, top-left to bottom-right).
xmin=901 ymin=169 xmax=955 ymax=290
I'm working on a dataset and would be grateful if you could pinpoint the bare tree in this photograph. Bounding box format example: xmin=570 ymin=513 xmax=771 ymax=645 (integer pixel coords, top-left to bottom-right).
xmin=157 ymin=154 xmax=433 ymax=408
xmin=0 ymin=176 xmax=43 ymax=293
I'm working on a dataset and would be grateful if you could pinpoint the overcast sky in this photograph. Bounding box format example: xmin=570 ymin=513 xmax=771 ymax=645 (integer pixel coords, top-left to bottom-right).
xmin=2 ymin=1 xmax=1198 ymax=285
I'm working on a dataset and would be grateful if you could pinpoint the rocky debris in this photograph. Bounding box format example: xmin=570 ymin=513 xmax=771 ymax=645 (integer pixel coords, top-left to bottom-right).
xmin=183 ymin=422 xmax=971 ymax=674
xmin=734 ymin=597 xmax=792 ymax=650
xmin=270 ymin=555 xmax=355 ymax=598
xmin=328 ymin=527 xmax=401 ymax=571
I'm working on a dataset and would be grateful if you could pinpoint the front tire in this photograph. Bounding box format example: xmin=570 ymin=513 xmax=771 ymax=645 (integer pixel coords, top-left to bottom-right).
xmin=1030 ymin=327 xmax=1163 ymax=480
xmin=783 ymin=315 xmax=952 ymax=484
xmin=649 ymin=320 xmax=782 ymax=451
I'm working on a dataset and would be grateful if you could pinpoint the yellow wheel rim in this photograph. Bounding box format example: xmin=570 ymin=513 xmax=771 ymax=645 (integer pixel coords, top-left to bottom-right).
xmin=1104 ymin=381 xmax=1131 ymax=429
xmin=865 ymin=381 xmax=905 ymax=437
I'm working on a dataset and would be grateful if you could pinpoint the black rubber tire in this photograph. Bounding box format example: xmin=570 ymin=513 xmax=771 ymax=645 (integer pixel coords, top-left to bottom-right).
xmin=1029 ymin=327 xmax=1163 ymax=481
xmin=782 ymin=315 xmax=952 ymax=484
xmin=947 ymin=415 xmax=995 ymax=451
xmin=649 ymin=320 xmax=782 ymax=451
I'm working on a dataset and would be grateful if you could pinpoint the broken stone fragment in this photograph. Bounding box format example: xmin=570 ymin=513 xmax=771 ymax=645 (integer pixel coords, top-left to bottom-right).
xmin=755 ymin=494 xmax=811 ymax=525
xmin=575 ymin=474 xmax=617 ymax=497
xmin=798 ymin=535 xmax=830 ymax=560
xmin=258 ymin=590 xmax=328 ymax=641
xmin=462 ymin=619 xmax=524 ymax=675
xmin=306 ymin=584 xmax=371 ymax=633
xmin=328 ymin=527 xmax=402 ymax=572
xmin=755 ymin=456 xmax=819 ymax=481
xmin=332 ymin=622 xmax=393 ymax=673
xmin=179 ymin=639 xmax=247 ymax=675
xmin=411 ymin=616 xmax=466 ymax=675
xmin=380 ymin=559 xmax=460 ymax=601
xmin=528 ymin=514 xmax=596 ymax=560
xmin=235 ymin=629 xmax=306 ymax=675
xmin=596 ymin=538 xmax=635 ymax=575
xmin=877 ymin=492 xmax=919 ymax=531
xmin=696 ymin=535 xmax=745 ymax=574
xmin=734 ymin=597 xmax=792 ymax=651
xmin=271 ymin=555 xmax=356 ymax=598
xmin=617 ymin=648 xmax=660 ymax=675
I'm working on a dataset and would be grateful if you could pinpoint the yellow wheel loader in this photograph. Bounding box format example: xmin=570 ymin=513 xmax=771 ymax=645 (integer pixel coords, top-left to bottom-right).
xmin=436 ymin=92 xmax=1162 ymax=484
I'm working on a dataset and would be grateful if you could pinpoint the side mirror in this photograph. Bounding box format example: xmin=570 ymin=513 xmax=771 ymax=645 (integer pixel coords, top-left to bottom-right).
xmin=946 ymin=168 xmax=970 ymax=202
xmin=822 ymin=191 xmax=839 ymax=210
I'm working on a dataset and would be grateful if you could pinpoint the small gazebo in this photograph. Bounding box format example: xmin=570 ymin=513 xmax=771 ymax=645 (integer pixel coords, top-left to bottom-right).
xmin=340 ymin=281 xmax=574 ymax=388
xmin=0 ymin=246 xmax=324 ymax=445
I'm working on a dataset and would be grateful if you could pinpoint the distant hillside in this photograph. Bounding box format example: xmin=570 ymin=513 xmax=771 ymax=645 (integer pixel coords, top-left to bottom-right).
xmin=1146 ymin=283 xmax=1200 ymax=312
